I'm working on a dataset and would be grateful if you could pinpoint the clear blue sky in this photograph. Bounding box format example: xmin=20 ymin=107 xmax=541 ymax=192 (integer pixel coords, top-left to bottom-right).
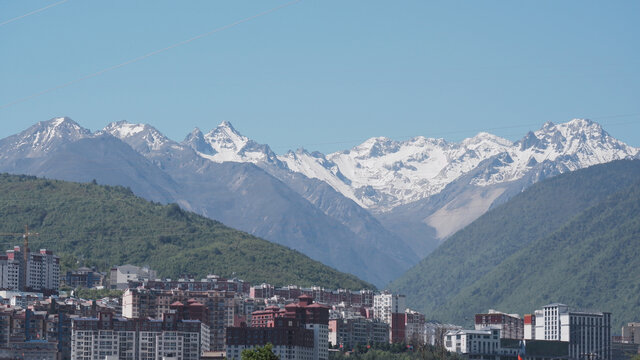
xmin=1 ymin=1 xmax=639 ymax=154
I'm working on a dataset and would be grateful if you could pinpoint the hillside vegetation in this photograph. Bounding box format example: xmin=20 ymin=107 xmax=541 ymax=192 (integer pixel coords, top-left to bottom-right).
xmin=390 ymin=160 xmax=640 ymax=327
xmin=0 ymin=173 xmax=373 ymax=290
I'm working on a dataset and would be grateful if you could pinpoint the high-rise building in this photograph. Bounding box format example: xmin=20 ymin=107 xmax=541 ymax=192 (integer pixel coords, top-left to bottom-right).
xmin=373 ymin=292 xmax=405 ymax=324
xmin=525 ymin=303 xmax=611 ymax=360
xmin=226 ymin=295 xmax=329 ymax=360
xmin=0 ymin=247 xmax=59 ymax=294
xmin=71 ymin=312 xmax=204 ymax=360
xmin=328 ymin=316 xmax=389 ymax=349
xmin=122 ymin=288 xmax=236 ymax=351
xmin=373 ymin=291 xmax=406 ymax=343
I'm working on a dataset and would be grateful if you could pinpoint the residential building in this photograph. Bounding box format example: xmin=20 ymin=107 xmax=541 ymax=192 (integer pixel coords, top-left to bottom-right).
xmin=122 ymin=288 xmax=236 ymax=351
xmin=405 ymin=309 xmax=426 ymax=344
xmin=328 ymin=316 xmax=388 ymax=349
xmin=64 ymin=267 xmax=105 ymax=289
xmin=226 ymin=318 xmax=314 ymax=360
xmin=621 ymin=322 xmax=640 ymax=344
xmin=226 ymin=295 xmax=329 ymax=360
xmin=109 ymin=265 xmax=157 ymax=290
xmin=373 ymin=291 xmax=406 ymax=343
xmin=475 ymin=310 xmax=524 ymax=340
xmin=71 ymin=312 xmax=204 ymax=360
xmin=0 ymin=247 xmax=59 ymax=294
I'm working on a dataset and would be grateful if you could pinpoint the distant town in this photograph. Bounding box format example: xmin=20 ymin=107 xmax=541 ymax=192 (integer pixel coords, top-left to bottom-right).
xmin=0 ymin=245 xmax=637 ymax=360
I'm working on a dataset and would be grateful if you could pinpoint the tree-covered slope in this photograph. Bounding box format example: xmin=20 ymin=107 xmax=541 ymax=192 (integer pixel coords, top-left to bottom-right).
xmin=0 ymin=173 xmax=373 ymax=290
xmin=390 ymin=160 xmax=640 ymax=323
xmin=442 ymin=179 xmax=640 ymax=328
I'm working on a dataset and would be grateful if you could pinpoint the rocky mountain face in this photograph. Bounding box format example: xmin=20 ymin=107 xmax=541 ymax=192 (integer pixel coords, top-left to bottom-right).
xmin=1 ymin=117 xmax=637 ymax=286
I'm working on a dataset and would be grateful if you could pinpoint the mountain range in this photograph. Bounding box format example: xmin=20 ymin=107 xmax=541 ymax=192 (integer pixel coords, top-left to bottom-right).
xmin=0 ymin=117 xmax=637 ymax=286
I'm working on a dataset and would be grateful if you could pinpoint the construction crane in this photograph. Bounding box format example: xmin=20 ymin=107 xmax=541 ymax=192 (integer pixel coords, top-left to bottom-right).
xmin=0 ymin=225 xmax=39 ymax=288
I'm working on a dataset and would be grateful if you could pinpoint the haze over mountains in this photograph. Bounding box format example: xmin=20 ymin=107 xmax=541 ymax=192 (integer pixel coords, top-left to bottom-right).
xmin=0 ymin=117 xmax=637 ymax=286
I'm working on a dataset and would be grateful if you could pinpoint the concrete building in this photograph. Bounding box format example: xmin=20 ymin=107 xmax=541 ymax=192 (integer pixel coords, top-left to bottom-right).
xmin=226 ymin=318 xmax=314 ymax=360
xmin=445 ymin=328 xmax=502 ymax=358
xmin=621 ymin=322 xmax=640 ymax=344
xmin=122 ymin=288 xmax=236 ymax=351
xmin=373 ymin=291 xmax=406 ymax=343
xmin=373 ymin=291 xmax=405 ymax=324
xmin=405 ymin=309 xmax=426 ymax=344
xmin=64 ymin=267 xmax=105 ymax=289
xmin=227 ymin=295 xmax=329 ymax=360
xmin=445 ymin=328 xmax=570 ymax=360
xmin=71 ymin=312 xmax=204 ymax=360
xmin=475 ymin=310 xmax=524 ymax=340
xmin=0 ymin=247 xmax=59 ymax=294
xmin=328 ymin=316 xmax=388 ymax=349
xmin=109 ymin=265 xmax=157 ymax=290
xmin=525 ymin=303 xmax=611 ymax=360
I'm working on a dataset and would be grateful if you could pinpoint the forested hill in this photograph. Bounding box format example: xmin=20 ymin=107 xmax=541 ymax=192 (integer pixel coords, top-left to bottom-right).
xmin=0 ymin=173 xmax=373 ymax=290
xmin=390 ymin=159 xmax=640 ymax=327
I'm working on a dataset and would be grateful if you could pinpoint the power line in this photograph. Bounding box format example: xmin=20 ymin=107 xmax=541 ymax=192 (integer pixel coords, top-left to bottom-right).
xmin=0 ymin=0 xmax=301 ymax=110
xmin=0 ymin=0 xmax=69 ymax=27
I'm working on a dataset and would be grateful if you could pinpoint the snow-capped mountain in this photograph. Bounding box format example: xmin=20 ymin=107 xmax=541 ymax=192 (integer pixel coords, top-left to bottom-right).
xmin=279 ymin=119 xmax=639 ymax=212
xmin=103 ymin=120 xmax=176 ymax=154
xmin=0 ymin=117 xmax=91 ymax=159
xmin=183 ymin=121 xmax=281 ymax=165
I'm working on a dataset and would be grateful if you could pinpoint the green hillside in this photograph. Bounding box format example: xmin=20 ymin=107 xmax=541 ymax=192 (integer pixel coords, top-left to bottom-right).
xmin=390 ymin=159 xmax=640 ymax=327
xmin=0 ymin=173 xmax=373 ymax=290
xmin=443 ymin=178 xmax=640 ymax=328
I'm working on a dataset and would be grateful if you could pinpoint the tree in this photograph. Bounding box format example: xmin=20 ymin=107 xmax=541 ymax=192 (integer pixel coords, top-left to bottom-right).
xmin=241 ymin=344 xmax=279 ymax=360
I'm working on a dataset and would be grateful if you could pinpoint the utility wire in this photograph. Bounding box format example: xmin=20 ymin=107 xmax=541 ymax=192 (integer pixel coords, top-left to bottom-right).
xmin=0 ymin=0 xmax=301 ymax=110
xmin=0 ymin=0 xmax=69 ymax=27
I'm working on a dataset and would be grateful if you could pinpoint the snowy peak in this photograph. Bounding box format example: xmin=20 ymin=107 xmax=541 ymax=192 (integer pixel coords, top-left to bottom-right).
xmin=0 ymin=117 xmax=91 ymax=158
xmin=204 ymin=121 xmax=250 ymax=157
xmin=190 ymin=121 xmax=280 ymax=165
xmin=103 ymin=121 xmax=173 ymax=153
xmin=279 ymin=119 xmax=638 ymax=212
xmin=182 ymin=128 xmax=215 ymax=155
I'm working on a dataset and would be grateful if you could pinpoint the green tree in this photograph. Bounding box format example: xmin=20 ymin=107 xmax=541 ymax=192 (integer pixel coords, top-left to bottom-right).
xmin=241 ymin=344 xmax=279 ymax=360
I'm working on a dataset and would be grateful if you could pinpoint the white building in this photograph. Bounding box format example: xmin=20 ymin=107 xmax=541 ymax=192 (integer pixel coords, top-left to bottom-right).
xmin=373 ymin=291 xmax=405 ymax=324
xmin=71 ymin=312 xmax=203 ymax=360
xmin=109 ymin=265 xmax=157 ymax=290
xmin=0 ymin=247 xmax=59 ymax=293
xmin=525 ymin=303 xmax=611 ymax=360
xmin=444 ymin=328 xmax=504 ymax=359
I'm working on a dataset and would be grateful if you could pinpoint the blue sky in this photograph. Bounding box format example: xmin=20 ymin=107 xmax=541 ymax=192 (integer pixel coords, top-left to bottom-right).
xmin=1 ymin=1 xmax=639 ymax=154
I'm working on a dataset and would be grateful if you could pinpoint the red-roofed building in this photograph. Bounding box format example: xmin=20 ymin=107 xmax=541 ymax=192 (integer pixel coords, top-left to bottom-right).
xmin=227 ymin=295 xmax=329 ymax=360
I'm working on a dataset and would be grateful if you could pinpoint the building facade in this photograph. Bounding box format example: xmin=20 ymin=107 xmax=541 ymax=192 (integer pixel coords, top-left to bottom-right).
xmin=525 ymin=303 xmax=611 ymax=360
xmin=0 ymin=247 xmax=59 ymax=294
xmin=227 ymin=295 xmax=329 ymax=360
xmin=328 ymin=317 xmax=388 ymax=349
xmin=71 ymin=312 xmax=203 ymax=360
xmin=475 ymin=311 xmax=524 ymax=340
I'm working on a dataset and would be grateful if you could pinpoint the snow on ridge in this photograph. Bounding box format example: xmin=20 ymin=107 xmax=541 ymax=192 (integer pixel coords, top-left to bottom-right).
xmin=273 ymin=119 xmax=639 ymax=212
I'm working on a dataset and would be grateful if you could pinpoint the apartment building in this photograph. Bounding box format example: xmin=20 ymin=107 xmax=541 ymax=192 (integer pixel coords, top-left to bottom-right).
xmin=0 ymin=247 xmax=59 ymax=294
xmin=122 ymin=288 xmax=236 ymax=351
xmin=71 ymin=312 xmax=203 ymax=360
xmin=227 ymin=295 xmax=329 ymax=360
xmin=475 ymin=310 xmax=524 ymax=340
